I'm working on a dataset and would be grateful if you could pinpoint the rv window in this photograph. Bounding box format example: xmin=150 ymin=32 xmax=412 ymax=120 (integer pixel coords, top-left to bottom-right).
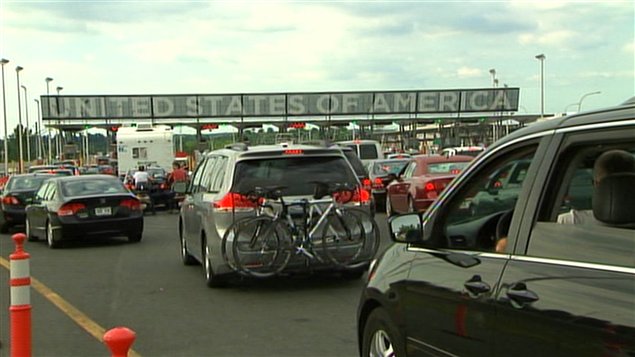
xmin=132 ymin=147 xmax=148 ymax=159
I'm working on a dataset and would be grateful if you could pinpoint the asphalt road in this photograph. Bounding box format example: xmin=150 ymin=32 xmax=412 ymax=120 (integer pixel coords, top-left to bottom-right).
xmin=0 ymin=211 xmax=393 ymax=357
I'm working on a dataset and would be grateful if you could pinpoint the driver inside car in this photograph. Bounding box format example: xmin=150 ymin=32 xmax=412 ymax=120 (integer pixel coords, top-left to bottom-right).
xmin=495 ymin=149 xmax=635 ymax=253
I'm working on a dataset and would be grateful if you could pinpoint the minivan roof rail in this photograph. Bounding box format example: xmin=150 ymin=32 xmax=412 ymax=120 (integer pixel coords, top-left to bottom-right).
xmin=225 ymin=143 xmax=249 ymax=151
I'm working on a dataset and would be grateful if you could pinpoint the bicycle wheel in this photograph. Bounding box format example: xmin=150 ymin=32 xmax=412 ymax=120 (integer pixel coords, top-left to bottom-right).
xmin=221 ymin=217 xmax=250 ymax=272
xmin=230 ymin=216 xmax=293 ymax=278
xmin=340 ymin=207 xmax=381 ymax=267
xmin=319 ymin=209 xmax=366 ymax=267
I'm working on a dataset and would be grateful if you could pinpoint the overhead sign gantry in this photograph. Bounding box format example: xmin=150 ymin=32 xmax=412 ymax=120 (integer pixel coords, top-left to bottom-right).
xmin=40 ymin=88 xmax=520 ymax=128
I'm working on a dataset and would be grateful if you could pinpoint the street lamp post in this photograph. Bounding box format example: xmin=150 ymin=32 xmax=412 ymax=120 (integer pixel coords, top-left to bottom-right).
xmin=56 ymin=86 xmax=63 ymax=160
xmin=34 ymin=99 xmax=42 ymax=160
xmin=1 ymin=58 xmax=9 ymax=175
xmin=45 ymin=77 xmax=53 ymax=163
xmin=489 ymin=69 xmax=496 ymax=87
xmin=577 ymin=91 xmax=601 ymax=112
xmin=535 ymin=54 xmax=546 ymax=118
xmin=16 ymin=66 xmax=24 ymax=173
xmin=21 ymin=85 xmax=31 ymax=164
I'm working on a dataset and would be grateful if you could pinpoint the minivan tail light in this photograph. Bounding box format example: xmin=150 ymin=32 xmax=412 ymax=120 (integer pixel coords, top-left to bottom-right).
xmin=213 ymin=192 xmax=257 ymax=211
xmin=2 ymin=196 xmax=20 ymax=206
xmin=120 ymin=198 xmax=142 ymax=211
xmin=58 ymin=202 xmax=87 ymax=216
xmin=351 ymin=187 xmax=371 ymax=204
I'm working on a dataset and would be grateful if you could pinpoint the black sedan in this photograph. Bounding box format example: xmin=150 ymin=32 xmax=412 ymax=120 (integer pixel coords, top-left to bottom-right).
xmin=0 ymin=173 xmax=55 ymax=233
xmin=25 ymin=175 xmax=144 ymax=248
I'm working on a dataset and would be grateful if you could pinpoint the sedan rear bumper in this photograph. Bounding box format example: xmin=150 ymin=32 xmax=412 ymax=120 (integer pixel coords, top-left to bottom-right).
xmin=54 ymin=216 xmax=143 ymax=239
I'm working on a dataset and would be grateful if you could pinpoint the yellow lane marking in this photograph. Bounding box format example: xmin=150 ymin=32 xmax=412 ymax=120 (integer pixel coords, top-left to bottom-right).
xmin=1 ymin=256 xmax=141 ymax=357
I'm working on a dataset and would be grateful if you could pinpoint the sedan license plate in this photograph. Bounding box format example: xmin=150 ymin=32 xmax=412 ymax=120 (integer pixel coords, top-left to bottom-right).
xmin=95 ymin=207 xmax=112 ymax=216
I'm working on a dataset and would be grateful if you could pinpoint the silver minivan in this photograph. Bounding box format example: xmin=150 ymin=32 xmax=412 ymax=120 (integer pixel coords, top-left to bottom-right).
xmin=178 ymin=143 xmax=376 ymax=287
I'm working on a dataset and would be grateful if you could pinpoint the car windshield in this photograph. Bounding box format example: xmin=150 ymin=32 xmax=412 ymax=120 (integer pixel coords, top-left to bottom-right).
xmin=6 ymin=176 xmax=51 ymax=191
xmin=372 ymin=160 xmax=409 ymax=175
xmin=233 ymin=156 xmax=358 ymax=196
xmin=61 ymin=179 xmax=128 ymax=197
xmin=427 ymin=161 xmax=471 ymax=174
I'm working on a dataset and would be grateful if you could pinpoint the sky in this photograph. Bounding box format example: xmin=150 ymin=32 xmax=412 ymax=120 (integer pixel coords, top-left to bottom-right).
xmin=0 ymin=0 xmax=633 ymax=135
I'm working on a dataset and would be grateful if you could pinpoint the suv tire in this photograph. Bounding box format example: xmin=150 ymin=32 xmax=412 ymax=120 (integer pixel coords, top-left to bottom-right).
xmin=180 ymin=223 xmax=197 ymax=265
xmin=203 ymin=236 xmax=228 ymax=288
xmin=362 ymin=308 xmax=406 ymax=357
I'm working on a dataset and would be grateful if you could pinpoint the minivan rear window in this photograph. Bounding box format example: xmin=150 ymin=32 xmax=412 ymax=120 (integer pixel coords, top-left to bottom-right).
xmin=359 ymin=144 xmax=379 ymax=160
xmin=233 ymin=157 xmax=358 ymax=196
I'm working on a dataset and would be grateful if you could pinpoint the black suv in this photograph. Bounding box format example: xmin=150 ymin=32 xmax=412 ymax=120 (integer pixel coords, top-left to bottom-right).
xmin=357 ymin=99 xmax=635 ymax=356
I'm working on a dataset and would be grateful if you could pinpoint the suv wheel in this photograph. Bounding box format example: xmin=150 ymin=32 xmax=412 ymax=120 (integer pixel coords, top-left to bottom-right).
xmin=362 ymin=308 xmax=405 ymax=357
xmin=180 ymin=222 xmax=196 ymax=265
xmin=203 ymin=236 xmax=228 ymax=288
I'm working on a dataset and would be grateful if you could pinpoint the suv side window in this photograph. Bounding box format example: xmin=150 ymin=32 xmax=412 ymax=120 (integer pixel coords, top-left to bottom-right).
xmin=207 ymin=156 xmax=228 ymax=193
xmin=433 ymin=144 xmax=538 ymax=252
xmin=528 ymin=139 xmax=635 ymax=268
xmin=199 ymin=156 xmax=218 ymax=192
xmin=189 ymin=159 xmax=208 ymax=194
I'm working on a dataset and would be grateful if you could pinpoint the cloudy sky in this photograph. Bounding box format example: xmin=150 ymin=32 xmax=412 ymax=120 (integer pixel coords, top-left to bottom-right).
xmin=0 ymin=0 xmax=633 ymax=132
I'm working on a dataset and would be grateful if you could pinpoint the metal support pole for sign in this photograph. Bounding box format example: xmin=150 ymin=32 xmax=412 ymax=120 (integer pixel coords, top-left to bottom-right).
xmin=1 ymin=59 xmax=9 ymax=175
xmin=16 ymin=66 xmax=24 ymax=173
xmin=21 ymin=85 xmax=31 ymax=165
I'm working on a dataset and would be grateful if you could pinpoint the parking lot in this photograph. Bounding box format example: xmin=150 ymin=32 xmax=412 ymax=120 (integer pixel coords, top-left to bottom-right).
xmin=0 ymin=211 xmax=393 ymax=357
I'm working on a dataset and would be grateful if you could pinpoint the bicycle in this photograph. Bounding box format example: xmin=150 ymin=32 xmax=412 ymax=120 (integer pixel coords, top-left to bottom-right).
xmin=221 ymin=182 xmax=380 ymax=278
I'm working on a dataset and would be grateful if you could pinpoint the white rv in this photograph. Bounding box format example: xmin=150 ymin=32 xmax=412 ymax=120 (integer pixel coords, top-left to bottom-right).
xmin=117 ymin=124 xmax=175 ymax=176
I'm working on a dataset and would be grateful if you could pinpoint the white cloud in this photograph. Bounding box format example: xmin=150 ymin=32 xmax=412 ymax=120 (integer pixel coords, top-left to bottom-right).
xmin=457 ymin=67 xmax=482 ymax=78
xmin=519 ymin=30 xmax=576 ymax=46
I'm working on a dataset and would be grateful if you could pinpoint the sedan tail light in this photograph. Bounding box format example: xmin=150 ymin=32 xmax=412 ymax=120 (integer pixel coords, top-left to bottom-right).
xmin=361 ymin=178 xmax=372 ymax=191
xmin=423 ymin=179 xmax=450 ymax=199
xmin=372 ymin=177 xmax=384 ymax=189
xmin=58 ymin=202 xmax=87 ymax=216
xmin=120 ymin=198 xmax=142 ymax=211
xmin=213 ymin=192 xmax=257 ymax=212
xmin=2 ymin=196 xmax=20 ymax=206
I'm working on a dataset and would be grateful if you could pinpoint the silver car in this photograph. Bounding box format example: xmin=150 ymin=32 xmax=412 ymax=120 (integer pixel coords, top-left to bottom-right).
xmin=177 ymin=143 xmax=376 ymax=287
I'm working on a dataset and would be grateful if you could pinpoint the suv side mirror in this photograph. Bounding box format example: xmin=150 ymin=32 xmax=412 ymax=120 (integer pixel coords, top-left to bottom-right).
xmin=389 ymin=214 xmax=422 ymax=243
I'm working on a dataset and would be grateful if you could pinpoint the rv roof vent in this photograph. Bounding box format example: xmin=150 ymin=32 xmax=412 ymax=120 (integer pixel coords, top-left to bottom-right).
xmin=136 ymin=123 xmax=154 ymax=131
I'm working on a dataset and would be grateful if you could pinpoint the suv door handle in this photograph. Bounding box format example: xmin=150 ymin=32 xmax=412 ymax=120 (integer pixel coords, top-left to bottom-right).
xmin=506 ymin=282 xmax=539 ymax=305
xmin=464 ymin=275 xmax=491 ymax=295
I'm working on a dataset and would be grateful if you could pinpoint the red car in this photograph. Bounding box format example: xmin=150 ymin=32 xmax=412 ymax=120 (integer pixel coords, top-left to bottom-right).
xmin=385 ymin=155 xmax=473 ymax=216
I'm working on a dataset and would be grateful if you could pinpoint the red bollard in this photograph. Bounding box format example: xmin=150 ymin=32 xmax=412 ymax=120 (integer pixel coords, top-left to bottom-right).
xmin=10 ymin=233 xmax=31 ymax=357
xmin=103 ymin=327 xmax=136 ymax=357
